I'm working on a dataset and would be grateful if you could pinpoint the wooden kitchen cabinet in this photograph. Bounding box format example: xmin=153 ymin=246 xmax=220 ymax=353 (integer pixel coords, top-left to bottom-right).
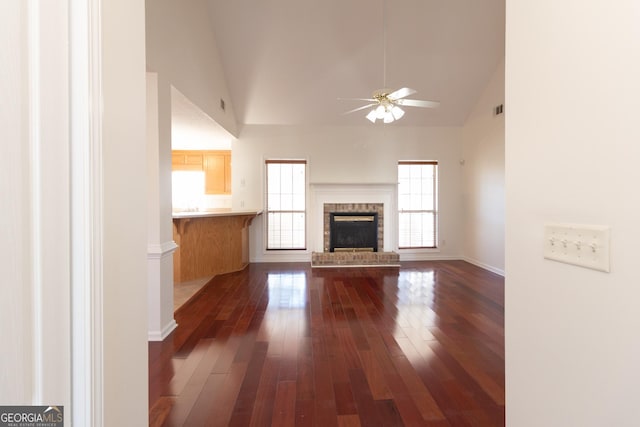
xmin=171 ymin=149 xmax=231 ymax=194
xmin=203 ymin=151 xmax=231 ymax=194
xmin=171 ymin=150 xmax=203 ymax=171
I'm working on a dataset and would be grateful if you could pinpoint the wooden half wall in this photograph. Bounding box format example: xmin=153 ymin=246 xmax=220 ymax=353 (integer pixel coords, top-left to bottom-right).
xmin=172 ymin=212 xmax=259 ymax=282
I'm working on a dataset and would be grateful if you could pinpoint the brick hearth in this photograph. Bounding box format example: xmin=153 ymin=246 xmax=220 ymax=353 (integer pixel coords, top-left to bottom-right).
xmin=311 ymin=251 xmax=400 ymax=267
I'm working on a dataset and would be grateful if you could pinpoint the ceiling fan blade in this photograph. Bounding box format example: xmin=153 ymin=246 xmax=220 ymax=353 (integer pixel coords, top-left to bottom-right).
xmin=338 ymin=97 xmax=376 ymax=102
xmin=388 ymin=87 xmax=417 ymax=100
xmin=342 ymin=103 xmax=377 ymax=115
xmin=396 ymin=98 xmax=440 ymax=108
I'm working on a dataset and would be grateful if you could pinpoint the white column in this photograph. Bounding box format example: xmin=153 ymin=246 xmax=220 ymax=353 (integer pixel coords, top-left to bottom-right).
xmin=147 ymin=72 xmax=178 ymax=341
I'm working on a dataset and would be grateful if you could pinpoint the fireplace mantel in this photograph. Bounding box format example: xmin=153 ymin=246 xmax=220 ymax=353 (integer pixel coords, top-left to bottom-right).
xmin=310 ymin=182 xmax=397 ymax=253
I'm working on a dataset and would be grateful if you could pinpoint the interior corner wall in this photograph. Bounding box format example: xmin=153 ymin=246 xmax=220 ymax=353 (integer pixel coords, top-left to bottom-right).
xmin=146 ymin=72 xmax=174 ymax=250
xmin=461 ymin=60 xmax=505 ymax=275
xmin=145 ymin=0 xmax=237 ymax=137
xmin=506 ymin=1 xmax=640 ymax=425
xmin=232 ymin=125 xmax=464 ymax=262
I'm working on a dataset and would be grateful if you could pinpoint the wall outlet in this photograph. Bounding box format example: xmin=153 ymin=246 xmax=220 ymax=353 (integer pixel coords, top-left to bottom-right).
xmin=543 ymin=223 xmax=610 ymax=272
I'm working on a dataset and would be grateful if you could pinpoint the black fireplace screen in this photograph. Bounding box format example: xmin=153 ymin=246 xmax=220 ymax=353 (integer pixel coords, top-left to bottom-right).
xmin=329 ymin=212 xmax=378 ymax=252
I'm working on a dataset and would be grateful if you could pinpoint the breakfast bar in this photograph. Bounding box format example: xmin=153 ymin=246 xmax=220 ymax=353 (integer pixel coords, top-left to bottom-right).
xmin=172 ymin=209 xmax=262 ymax=283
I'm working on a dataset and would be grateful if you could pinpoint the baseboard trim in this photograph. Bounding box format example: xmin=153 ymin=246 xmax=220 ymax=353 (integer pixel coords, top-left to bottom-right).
xmin=399 ymin=253 xmax=462 ymax=262
xmin=462 ymin=256 xmax=505 ymax=276
xmin=251 ymin=252 xmax=311 ymax=263
xmin=148 ymin=319 xmax=178 ymax=342
xmin=247 ymin=252 xmax=506 ymax=277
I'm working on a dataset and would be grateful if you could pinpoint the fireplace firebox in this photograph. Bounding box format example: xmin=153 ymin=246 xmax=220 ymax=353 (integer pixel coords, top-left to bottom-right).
xmin=329 ymin=212 xmax=378 ymax=252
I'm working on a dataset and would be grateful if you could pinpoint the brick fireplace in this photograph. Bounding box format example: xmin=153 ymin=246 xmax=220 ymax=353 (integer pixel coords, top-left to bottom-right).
xmin=310 ymin=183 xmax=399 ymax=267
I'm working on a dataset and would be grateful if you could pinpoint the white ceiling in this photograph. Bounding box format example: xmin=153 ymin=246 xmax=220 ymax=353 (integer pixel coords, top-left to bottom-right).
xmin=206 ymin=0 xmax=505 ymax=127
xmin=171 ymin=86 xmax=233 ymax=149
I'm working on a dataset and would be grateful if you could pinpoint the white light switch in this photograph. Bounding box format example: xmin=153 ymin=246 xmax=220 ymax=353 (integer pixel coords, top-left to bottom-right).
xmin=543 ymin=223 xmax=610 ymax=272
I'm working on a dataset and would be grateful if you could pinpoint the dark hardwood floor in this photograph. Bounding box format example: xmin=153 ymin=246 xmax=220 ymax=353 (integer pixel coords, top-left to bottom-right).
xmin=149 ymin=261 xmax=505 ymax=426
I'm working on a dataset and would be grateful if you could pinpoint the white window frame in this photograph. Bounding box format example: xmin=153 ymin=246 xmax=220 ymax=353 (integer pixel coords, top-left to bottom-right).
xmin=398 ymin=161 xmax=438 ymax=249
xmin=265 ymin=159 xmax=307 ymax=250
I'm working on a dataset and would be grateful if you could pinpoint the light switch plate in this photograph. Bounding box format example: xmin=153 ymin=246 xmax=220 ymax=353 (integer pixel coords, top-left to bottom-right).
xmin=543 ymin=223 xmax=610 ymax=272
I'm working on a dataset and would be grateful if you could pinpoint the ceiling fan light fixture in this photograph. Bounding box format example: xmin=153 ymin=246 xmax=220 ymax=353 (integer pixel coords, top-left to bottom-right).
xmin=375 ymin=105 xmax=386 ymax=119
xmin=383 ymin=112 xmax=394 ymax=124
xmin=366 ymin=109 xmax=377 ymax=123
xmin=391 ymin=105 xmax=404 ymax=120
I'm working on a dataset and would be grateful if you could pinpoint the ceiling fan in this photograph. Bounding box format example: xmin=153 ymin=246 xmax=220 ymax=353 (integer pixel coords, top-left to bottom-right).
xmin=340 ymin=0 xmax=440 ymax=123
xmin=341 ymin=87 xmax=440 ymax=123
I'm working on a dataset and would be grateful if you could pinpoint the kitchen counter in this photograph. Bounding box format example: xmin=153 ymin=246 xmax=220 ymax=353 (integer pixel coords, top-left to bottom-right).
xmin=172 ymin=208 xmax=263 ymax=219
xmin=172 ymin=209 xmax=262 ymax=282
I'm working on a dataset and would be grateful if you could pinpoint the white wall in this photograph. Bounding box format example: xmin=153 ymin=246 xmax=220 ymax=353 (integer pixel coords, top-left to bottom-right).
xmin=506 ymin=1 xmax=640 ymax=425
xmin=102 ymin=0 xmax=149 ymax=424
xmin=146 ymin=0 xmax=237 ymax=137
xmin=461 ymin=60 xmax=505 ymax=275
xmin=233 ymin=125 xmax=464 ymax=262
xmin=171 ymin=86 xmax=233 ymax=151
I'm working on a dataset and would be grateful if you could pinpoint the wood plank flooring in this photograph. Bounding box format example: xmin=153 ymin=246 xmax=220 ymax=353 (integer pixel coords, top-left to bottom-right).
xmin=149 ymin=261 xmax=505 ymax=426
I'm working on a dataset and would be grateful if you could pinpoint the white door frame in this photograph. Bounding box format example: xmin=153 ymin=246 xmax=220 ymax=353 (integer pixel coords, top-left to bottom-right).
xmin=69 ymin=0 xmax=104 ymax=424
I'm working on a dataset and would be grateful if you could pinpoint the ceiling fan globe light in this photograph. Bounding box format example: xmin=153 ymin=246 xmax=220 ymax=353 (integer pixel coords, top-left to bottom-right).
xmin=375 ymin=105 xmax=386 ymax=119
xmin=383 ymin=113 xmax=394 ymax=123
xmin=366 ymin=109 xmax=377 ymax=123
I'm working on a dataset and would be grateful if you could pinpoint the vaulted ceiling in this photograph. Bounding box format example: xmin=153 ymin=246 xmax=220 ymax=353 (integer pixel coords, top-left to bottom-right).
xmin=206 ymin=0 xmax=505 ymax=127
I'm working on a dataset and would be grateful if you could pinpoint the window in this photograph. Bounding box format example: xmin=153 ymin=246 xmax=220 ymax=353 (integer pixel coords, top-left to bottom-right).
xmin=266 ymin=160 xmax=306 ymax=250
xmin=398 ymin=161 xmax=438 ymax=248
